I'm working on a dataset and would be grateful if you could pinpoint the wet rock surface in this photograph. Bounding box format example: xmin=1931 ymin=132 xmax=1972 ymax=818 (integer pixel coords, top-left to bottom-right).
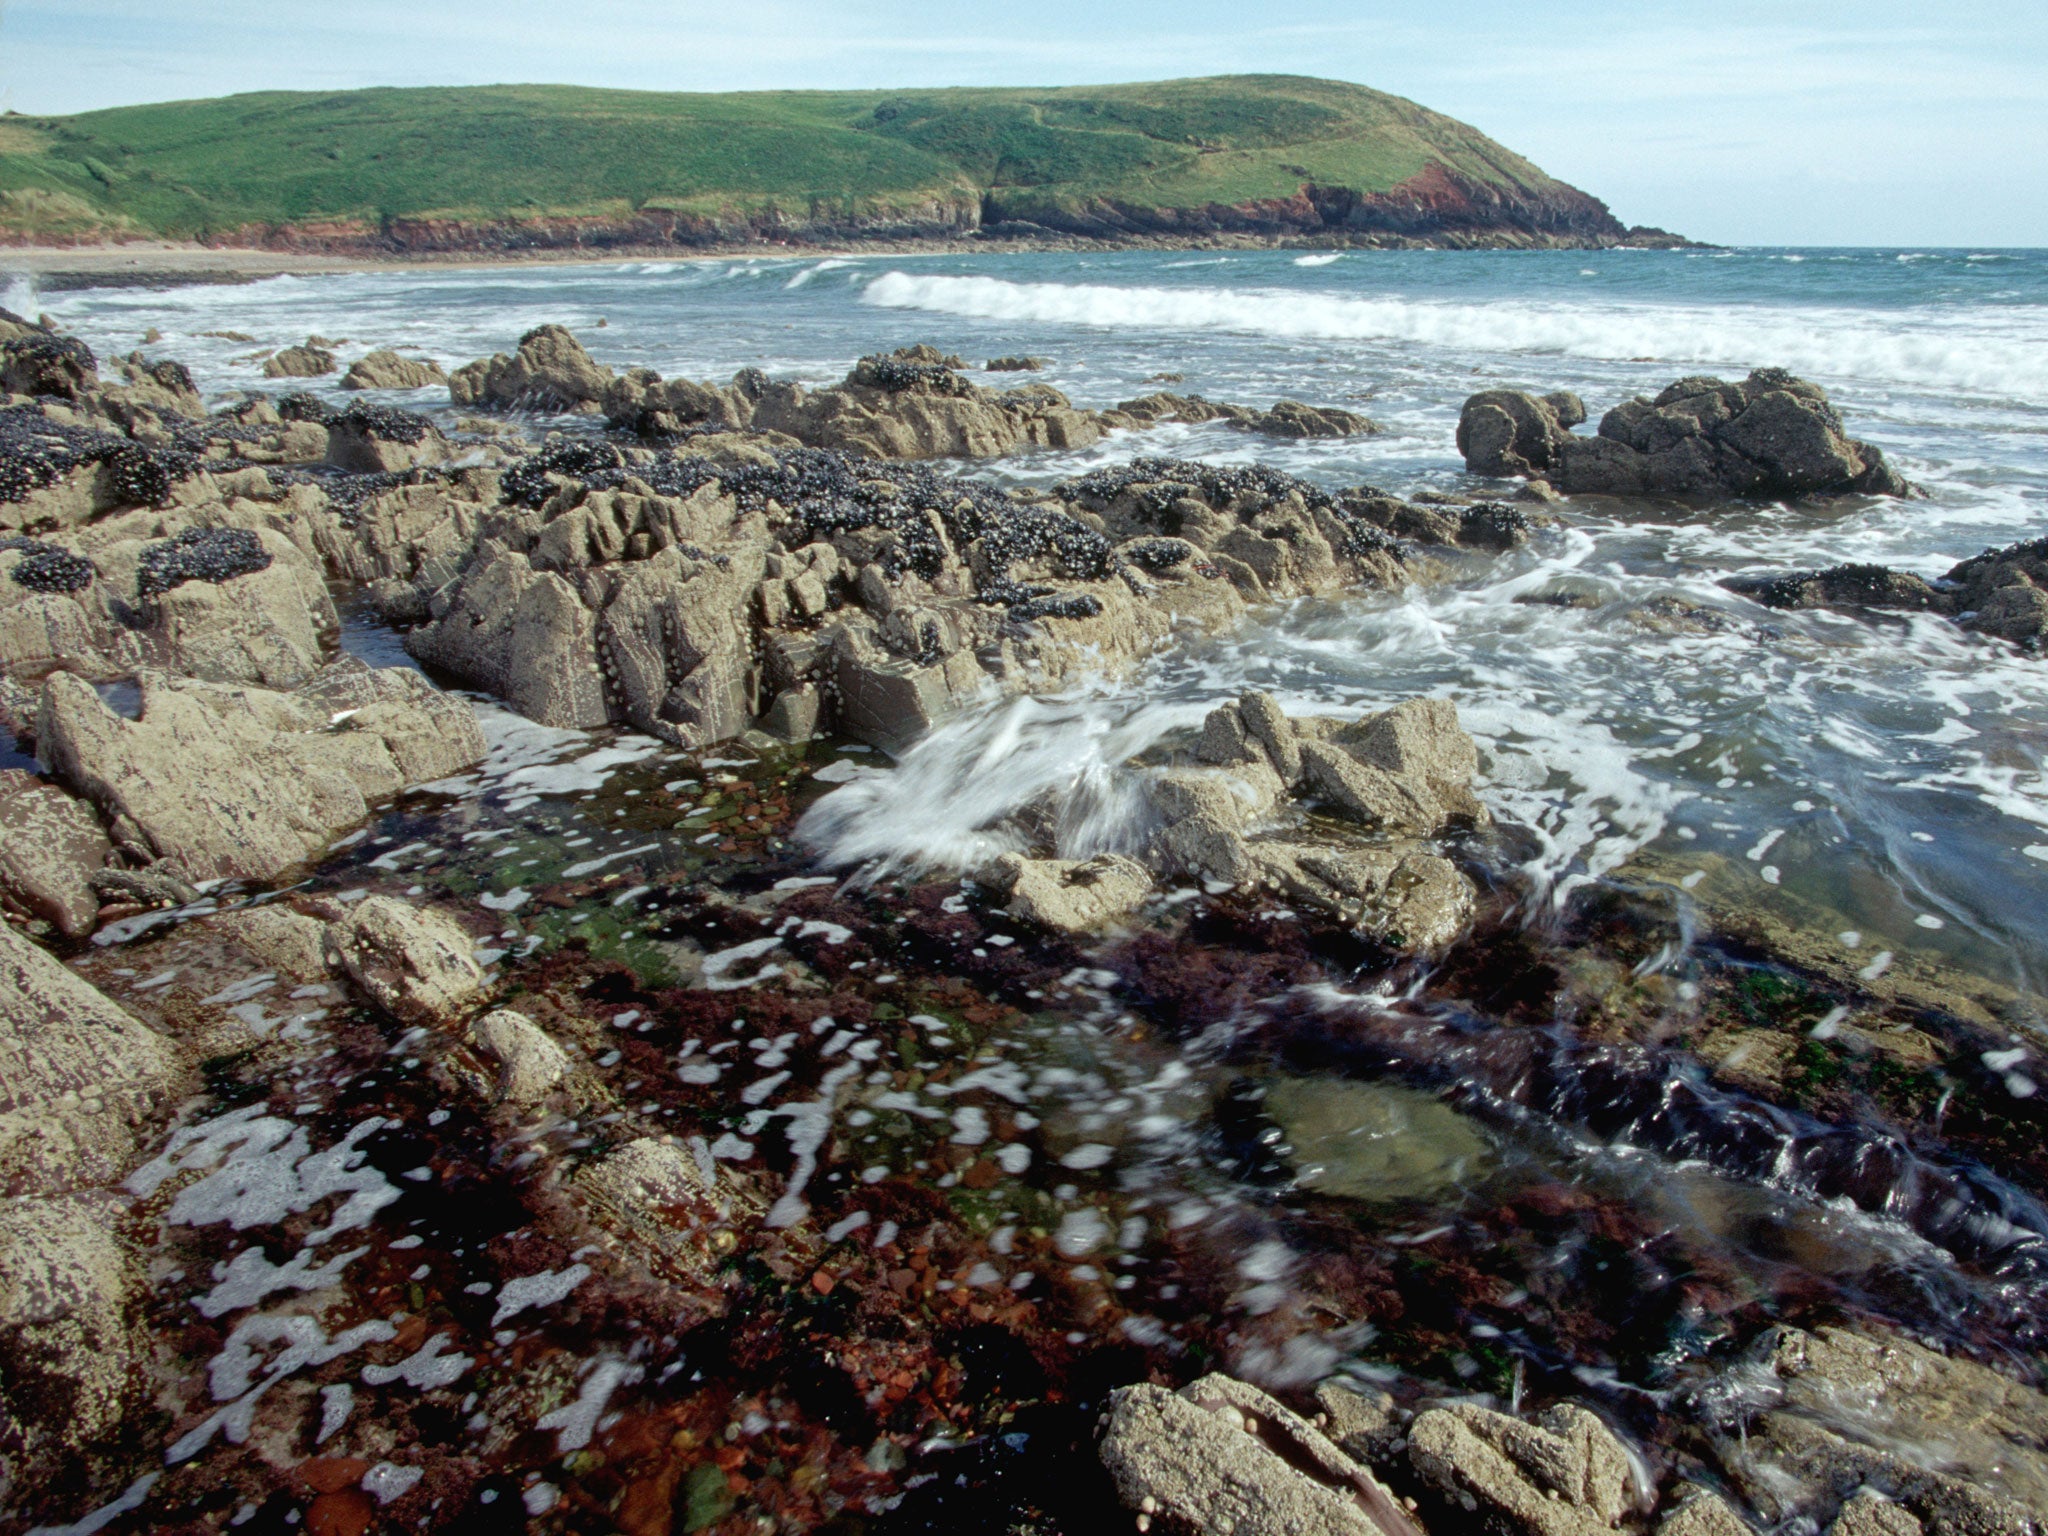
xmin=1459 ymin=370 xmax=1912 ymax=500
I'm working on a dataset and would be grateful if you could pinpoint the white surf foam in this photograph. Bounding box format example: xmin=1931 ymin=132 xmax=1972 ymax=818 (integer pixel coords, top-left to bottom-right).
xmin=860 ymin=271 xmax=2048 ymax=401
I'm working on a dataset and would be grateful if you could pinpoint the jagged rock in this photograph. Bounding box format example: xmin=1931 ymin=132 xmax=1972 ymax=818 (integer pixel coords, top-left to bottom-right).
xmin=1459 ymin=371 xmax=1911 ymax=500
xmin=327 ymin=896 xmax=483 ymax=1026
xmin=1941 ymin=537 xmax=2048 ymax=649
xmin=340 ymin=350 xmax=449 ymax=391
xmin=467 ymin=1009 xmax=568 ymax=1105
xmin=1706 ymin=1325 xmax=2048 ymax=1535
xmin=1148 ymin=695 xmax=1483 ymax=951
xmin=0 ymin=919 xmax=179 ymax=1192
xmin=1100 ymin=391 xmax=1380 ymax=440
xmin=0 ymin=770 xmax=109 ymax=937
xmin=1408 ymin=1400 xmax=1636 ymax=1536
xmin=746 ymin=349 xmax=1103 ymax=460
xmin=984 ymin=852 xmax=1152 ymax=932
xmin=1198 ymin=693 xmax=1488 ymax=836
xmin=1659 ymin=1491 xmax=1755 ymax=1536
xmin=450 ymin=324 xmax=613 ymax=411
xmin=141 ymin=526 xmax=335 ymax=688
xmin=262 ymin=343 xmax=337 ymax=379
xmin=1315 ymin=1381 xmax=1405 ymax=1467
xmin=1722 ymin=564 xmax=1947 ymax=615
xmin=1 ymin=332 xmax=98 ymax=400
xmin=0 ymin=1194 xmax=138 ymax=1503
xmin=407 ymin=547 xmax=610 ymax=730
xmin=1098 ymin=1372 xmax=1420 ymax=1536
xmin=1829 ymin=1493 xmax=1923 ymax=1536
xmin=322 ymin=401 xmax=449 ymax=474
xmin=985 ymin=356 xmax=1048 ymax=372
xmin=35 ymin=664 xmax=484 ymax=883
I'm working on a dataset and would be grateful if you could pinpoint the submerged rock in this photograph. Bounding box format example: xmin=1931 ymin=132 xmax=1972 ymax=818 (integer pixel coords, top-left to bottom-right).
xmin=1706 ymin=1325 xmax=2048 ymax=1535
xmin=1459 ymin=371 xmax=1911 ymax=500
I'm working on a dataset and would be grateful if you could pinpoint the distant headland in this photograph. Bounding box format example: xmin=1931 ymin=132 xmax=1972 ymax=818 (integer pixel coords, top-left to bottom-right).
xmin=0 ymin=74 xmax=1690 ymax=262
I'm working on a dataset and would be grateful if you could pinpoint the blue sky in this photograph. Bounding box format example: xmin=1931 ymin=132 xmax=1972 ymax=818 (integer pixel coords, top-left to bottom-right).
xmin=2 ymin=0 xmax=2042 ymax=246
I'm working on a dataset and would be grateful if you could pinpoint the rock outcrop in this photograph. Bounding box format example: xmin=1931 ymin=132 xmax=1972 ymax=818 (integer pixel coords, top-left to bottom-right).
xmin=0 ymin=918 xmax=180 ymax=1192
xmin=1701 ymin=1325 xmax=2048 ymax=1536
xmin=400 ymin=442 xmax=1418 ymax=752
xmin=327 ymin=896 xmax=485 ymax=1027
xmin=1720 ymin=536 xmax=2048 ymax=652
xmin=0 ymin=1195 xmax=141 ymax=1507
xmin=0 ymin=768 xmax=111 ymax=936
xmin=341 ymin=350 xmax=449 ymax=391
xmin=1099 ymin=1373 xmax=1420 ymax=1536
xmin=1459 ymin=371 xmax=1911 ymax=500
xmin=983 ymin=851 xmax=1153 ymax=933
xmin=1147 ymin=691 xmax=1486 ymax=949
xmin=262 ymin=342 xmax=337 ymax=379
xmin=450 ymin=323 xmax=613 ymax=412
xmin=35 ymin=661 xmax=484 ymax=883
xmin=1407 ymin=1401 xmax=1637 ymax=1536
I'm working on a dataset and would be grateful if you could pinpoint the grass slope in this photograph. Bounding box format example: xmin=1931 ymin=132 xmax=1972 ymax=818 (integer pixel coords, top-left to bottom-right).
xmin=0 ymin=75 xmax=1581 ymax=241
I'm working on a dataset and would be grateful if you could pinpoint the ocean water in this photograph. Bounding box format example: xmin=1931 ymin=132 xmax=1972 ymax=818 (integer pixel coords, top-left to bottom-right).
xmin=28 ymin=244 xmax=2043 ymax=992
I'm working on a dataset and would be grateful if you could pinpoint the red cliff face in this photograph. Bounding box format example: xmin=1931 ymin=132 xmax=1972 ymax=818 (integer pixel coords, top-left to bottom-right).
xmin=198 ymin=161 xmax=1679 ymax=257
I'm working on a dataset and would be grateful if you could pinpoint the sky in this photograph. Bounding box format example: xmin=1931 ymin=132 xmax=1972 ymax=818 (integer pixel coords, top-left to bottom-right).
xmin=2 ymin=0 xmax=2043 ymax=247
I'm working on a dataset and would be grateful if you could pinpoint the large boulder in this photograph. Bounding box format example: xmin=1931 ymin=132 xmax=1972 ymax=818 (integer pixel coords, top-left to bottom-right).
xmin=35 ymin=663 xmax=484 ymax=883
xmin=0 ymin=919 xmax=180 ymax=1192
xmin=0 ymin=770 xmax=110 ymax=937
xmin=340 ymin=350 xmax=448 ymax=391
xmin=1941 ymin=536 xmax=2048 ymax=650
xmin=1098 ymin=1372 xmax=1419 ymax=1536
xmin=262 ymin=342 xmax=336 ymax=379
xmin=450 ymin=324 xmax=613 ymax=412
xmin=1459 ymin=371 xmax=1911 ymax=500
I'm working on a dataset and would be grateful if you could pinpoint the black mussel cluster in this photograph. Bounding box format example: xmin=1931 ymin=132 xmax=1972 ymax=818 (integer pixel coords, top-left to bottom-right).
xmin=1456 ymin=500 xmax=1534 ymax=551
xmin=0 ymin=403 xmax=195 ymax=508
xmin=0 ymin=332 xmax=99 ymax=399
xmin=2 ymin=533 xmax=95 ymax=594
xmin=273 ymin=393 xmax=435 ymax=445
xmin=137 ymin=525 xmax=272 ymax=597
xmin=850 ymin=353 xmax=973 ymax=396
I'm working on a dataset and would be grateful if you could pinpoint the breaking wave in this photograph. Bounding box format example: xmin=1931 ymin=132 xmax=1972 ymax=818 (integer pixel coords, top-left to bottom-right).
xmin=860 ymin=270 xmax=2048 ymax=400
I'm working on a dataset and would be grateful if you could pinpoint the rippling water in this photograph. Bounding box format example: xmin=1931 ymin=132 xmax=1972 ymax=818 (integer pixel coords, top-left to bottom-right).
xmin=24 ymin=245 xmax=2048 ymax=1406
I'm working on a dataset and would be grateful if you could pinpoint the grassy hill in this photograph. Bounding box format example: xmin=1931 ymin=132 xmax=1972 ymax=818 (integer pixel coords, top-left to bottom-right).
xmin=0 ymin=76 xmax=1648 ymax=251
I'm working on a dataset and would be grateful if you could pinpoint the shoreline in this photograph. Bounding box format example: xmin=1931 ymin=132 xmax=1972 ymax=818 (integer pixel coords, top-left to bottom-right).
xmin=1 ymin=229 xmax=1693 ymax=294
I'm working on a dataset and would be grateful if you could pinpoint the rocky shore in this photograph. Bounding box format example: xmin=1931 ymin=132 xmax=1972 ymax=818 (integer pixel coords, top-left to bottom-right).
xmin=1 ymin=305 xmax=2043 ymax=1536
